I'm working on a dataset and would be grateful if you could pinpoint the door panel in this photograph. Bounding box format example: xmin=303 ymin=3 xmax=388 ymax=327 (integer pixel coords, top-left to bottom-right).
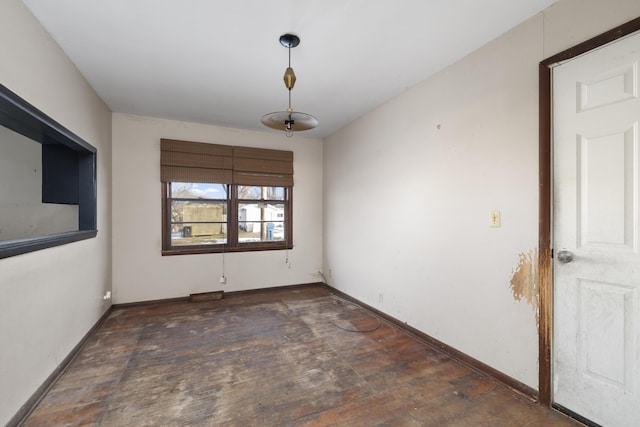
xmin=578 ymin=128 xmax=636 ymax=249
xmin=578 ymin=280 xmax=634 ymax=389
xmin=578 ymin=63 xmax=636 ymax=112
xmin=553 ymin=31 xmax=640 ymax=427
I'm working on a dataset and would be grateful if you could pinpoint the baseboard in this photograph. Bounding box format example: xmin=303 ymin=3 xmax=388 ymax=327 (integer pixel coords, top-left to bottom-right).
xmin=112 ymin=283 xmax=325 ymax=309
xmin=323 ymin=283 xmax=538 ymax=401
xmin=7 ymin=306 xmax=114 ymax=427
xmin=112 ymin=296 xmax=189 ymax=309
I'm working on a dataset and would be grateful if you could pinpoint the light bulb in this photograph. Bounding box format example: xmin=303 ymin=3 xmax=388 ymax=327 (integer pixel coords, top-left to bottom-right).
xmin=285 ymin=116 xmax=294 ymax=137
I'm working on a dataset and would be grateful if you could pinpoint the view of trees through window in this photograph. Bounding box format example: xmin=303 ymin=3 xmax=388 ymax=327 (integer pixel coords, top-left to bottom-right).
xmin=167 ymin=182 xmax=287 ymax=250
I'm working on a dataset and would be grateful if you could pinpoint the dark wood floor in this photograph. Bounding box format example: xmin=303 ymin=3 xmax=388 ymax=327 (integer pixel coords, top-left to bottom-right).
xmin=21 ymin=286 xmax=581 ymax=426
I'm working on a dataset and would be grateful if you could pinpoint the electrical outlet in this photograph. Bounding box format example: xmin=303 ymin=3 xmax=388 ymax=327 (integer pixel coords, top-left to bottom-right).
xmin=102 ymin=290 xmax=112 ymax=306
xmin=219 ymin=275 xmax=226 ymax=285
xmin=378 ymin=292 xmax=383 ymax=303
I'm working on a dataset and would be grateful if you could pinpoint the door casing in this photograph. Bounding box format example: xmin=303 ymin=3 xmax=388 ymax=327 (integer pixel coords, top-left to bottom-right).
xmin=538 ymin=16 xmax=640 ymax=407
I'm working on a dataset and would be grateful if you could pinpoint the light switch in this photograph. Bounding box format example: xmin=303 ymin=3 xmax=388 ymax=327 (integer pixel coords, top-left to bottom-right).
xmin=490 ymin=210 xmax=501 ymax=227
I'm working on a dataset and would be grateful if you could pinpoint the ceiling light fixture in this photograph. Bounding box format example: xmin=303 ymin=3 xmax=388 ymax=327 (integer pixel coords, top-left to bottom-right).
xmin=261 ymin=33 xmax=318 ymax=137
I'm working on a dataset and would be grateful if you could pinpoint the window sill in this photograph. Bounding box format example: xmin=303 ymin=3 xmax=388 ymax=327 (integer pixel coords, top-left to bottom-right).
xmin=0 ymin=230 xmax=98 ymax=259
xmin=162 ymin=243 xmax=293 ymax=256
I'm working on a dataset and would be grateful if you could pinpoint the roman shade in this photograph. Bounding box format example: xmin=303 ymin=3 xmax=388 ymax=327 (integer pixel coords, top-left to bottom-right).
xmin=233 ymin=146 xmax=293 ymax=187
xmin=160 ymin=139 xmax=293 ymax=187
xmin=161 ymin=139 xmax=233 ymax=184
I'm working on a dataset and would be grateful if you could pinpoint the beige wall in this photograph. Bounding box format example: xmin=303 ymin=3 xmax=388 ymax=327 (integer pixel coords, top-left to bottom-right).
xmin=111 ymin=114 xmax=323 ymax=303
xmin=323 ymin=0 xmax=640 ymax=389
xmin=0 ymin=0 xmax=112 ymax=425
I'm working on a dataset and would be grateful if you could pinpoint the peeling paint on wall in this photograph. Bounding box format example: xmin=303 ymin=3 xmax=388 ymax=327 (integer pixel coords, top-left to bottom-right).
xmin=509 ymin=248 xmax=539 ymax=324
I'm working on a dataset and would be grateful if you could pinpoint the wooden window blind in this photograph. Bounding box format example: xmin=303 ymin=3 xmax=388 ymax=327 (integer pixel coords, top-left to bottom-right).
xmin=233 ymin=146 xmax=293 ymax=187
xmin=160 ymin=139 xmax=293 ymax=187
xmin=160 ymin=139 xmax=233 ymax=184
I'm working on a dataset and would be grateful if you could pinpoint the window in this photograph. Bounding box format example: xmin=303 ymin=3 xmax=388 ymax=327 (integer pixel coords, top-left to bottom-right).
xmin=168 ymin=182 xmax=229 ymax=247
xmin=237 ymin=185 xmax=287 ymax=243
xmin=161 ymin=139 xmax=293 ymax=255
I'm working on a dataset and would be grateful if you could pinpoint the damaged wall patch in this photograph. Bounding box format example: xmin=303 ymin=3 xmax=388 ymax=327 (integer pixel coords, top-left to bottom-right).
xmin=509 ymin=248 xmax=539 ymax=320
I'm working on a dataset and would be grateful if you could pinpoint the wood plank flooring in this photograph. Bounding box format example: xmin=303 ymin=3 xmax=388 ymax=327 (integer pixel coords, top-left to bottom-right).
xmin=21 ymin=286 xmax=581 ymax=426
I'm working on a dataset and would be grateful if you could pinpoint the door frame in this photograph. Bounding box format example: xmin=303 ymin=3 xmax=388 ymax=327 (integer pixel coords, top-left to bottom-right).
xmin=538 ymin=16 xmax=640 ymax=407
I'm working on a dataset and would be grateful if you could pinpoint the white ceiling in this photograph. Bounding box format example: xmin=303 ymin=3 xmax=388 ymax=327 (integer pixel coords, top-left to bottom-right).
xmin=22 ymin=0 xmax=558 ymax=139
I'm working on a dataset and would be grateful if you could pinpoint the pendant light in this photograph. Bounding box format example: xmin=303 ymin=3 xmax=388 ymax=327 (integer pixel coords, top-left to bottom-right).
xmin=261 ymin=34 xmax=318 ymax=137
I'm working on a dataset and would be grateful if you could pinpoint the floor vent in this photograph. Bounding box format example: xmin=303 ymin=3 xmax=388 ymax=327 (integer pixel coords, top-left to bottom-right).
xmin=189 ymin=291 xmax=224 ymax=302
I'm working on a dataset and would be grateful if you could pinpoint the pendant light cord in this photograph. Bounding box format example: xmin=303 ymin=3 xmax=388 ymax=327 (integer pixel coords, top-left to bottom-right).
xmin=287 ymin=46 xmax=292 ymax=111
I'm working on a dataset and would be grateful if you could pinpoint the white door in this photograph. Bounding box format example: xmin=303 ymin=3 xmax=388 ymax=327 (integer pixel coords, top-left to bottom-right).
xmin=553 ymin=31 xmax=640 ymax=427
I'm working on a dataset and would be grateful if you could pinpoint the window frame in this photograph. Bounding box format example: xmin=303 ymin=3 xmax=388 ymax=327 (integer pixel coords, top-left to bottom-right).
xmin=161 ymin=182 xmax=292 ymax=255
xmin=0 ymin=84 xmax=97 ymax=260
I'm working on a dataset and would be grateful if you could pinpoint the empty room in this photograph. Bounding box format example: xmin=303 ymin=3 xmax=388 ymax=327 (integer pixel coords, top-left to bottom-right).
xmin=1 ymin=0 xmax=640 ymax=426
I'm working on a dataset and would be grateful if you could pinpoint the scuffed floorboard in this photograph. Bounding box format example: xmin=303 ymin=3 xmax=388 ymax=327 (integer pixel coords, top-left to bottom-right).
xmin=21 ymin=286 xmax=580 ymax=426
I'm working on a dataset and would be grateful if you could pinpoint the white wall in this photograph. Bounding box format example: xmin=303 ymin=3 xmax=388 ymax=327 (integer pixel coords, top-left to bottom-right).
xmin=112 ymin=114 xmax=323 ymax=303
xmin=322 ymin=0 xmax=640 ymax=389
xmin=0 ymin=0 xmax=112 ymax=425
